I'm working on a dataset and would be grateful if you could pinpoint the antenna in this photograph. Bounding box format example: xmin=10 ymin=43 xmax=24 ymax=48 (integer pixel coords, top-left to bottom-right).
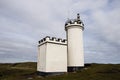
xmin=67 ymin=8 xmax=70 ymax=20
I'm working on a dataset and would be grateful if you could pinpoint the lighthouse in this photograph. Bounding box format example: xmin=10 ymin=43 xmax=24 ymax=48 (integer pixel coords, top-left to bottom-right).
xmin=65 ymin=14 xmax=84 ymax=72
xmin=37 ymin=13 xmax=85 ymax=75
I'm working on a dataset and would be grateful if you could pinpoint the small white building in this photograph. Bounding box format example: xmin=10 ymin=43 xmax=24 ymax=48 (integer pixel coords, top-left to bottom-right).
xmin=37 ymin=36 xmax=67 ymax=75
xmin=37 ymin=14 xmax=84 ymax=75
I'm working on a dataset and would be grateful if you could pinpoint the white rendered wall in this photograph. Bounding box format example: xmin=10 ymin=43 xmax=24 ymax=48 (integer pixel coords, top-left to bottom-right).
xmin=46 ymin=43 xmax=67 ymax=72
xmin=37 ymin=44 xmax=46 ymax=72
xmin=37 ymin=42 xmax=67 ymax=72
xmin=67 ymin=25 xmax=84 ymax=67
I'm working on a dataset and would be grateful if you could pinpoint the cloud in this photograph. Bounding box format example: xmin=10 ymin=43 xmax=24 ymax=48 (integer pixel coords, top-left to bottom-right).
xmin=0 ymin=0 xmax=120 ymax=63
xmin=83 ymin=0 xmax=120 ymax=63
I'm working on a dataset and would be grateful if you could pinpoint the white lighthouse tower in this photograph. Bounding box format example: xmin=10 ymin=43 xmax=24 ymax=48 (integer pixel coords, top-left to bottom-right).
xmin=65 ymin=14 xmax=84 ymax=72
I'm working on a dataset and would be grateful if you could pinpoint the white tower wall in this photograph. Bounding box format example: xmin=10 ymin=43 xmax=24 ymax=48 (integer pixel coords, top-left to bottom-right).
xmin=67 ymin=25 xmax=84 ymax=67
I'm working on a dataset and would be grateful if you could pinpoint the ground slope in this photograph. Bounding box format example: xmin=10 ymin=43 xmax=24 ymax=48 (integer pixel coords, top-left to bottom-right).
xmin=0 ymin=62 xmax=120 ymax=80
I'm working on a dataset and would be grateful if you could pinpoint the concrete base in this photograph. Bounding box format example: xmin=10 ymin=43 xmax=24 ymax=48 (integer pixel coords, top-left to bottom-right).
xmin=67 ymin=67 xmax=84 ymax=72
xmin=37 ymin=71 xmax=65 ymax=76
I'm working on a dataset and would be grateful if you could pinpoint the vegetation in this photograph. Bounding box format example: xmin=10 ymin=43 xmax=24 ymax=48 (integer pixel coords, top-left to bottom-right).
xmin=0 ymin=62 xmax=120 ymax=80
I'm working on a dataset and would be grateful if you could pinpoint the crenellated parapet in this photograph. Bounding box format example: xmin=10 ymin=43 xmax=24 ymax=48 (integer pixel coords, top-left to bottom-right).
xmin=38 ymin=36 xmax=67 ymax=46
xmin=65 ymin=13 xmax=84 ymax=31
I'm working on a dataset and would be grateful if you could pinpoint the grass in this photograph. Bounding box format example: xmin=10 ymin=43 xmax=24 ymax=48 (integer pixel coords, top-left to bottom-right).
xmin=0 ymin=62 xmax=120 ymax=80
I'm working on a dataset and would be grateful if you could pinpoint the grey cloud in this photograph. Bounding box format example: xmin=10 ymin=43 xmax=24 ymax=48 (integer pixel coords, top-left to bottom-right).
xmin=0 ymin=0 xmax=120 ymax=63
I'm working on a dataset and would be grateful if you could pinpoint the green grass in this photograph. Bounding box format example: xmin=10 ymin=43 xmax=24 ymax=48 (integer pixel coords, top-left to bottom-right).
xmin=0 ymin=62 xmax=120 ymax=80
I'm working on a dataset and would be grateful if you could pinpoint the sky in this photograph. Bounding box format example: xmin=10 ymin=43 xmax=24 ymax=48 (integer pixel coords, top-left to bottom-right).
xmin=0 ymin=0 xmax=120 ymax=63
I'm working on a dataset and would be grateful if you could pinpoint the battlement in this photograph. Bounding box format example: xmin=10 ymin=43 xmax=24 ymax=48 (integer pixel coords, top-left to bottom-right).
xmin=38 ymin=36 xmax=67 ymax=46
xmin=65 ymin=19 xmax=84 ymax=26
xmin=65 ymin=13 xmax=84 ymax=31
